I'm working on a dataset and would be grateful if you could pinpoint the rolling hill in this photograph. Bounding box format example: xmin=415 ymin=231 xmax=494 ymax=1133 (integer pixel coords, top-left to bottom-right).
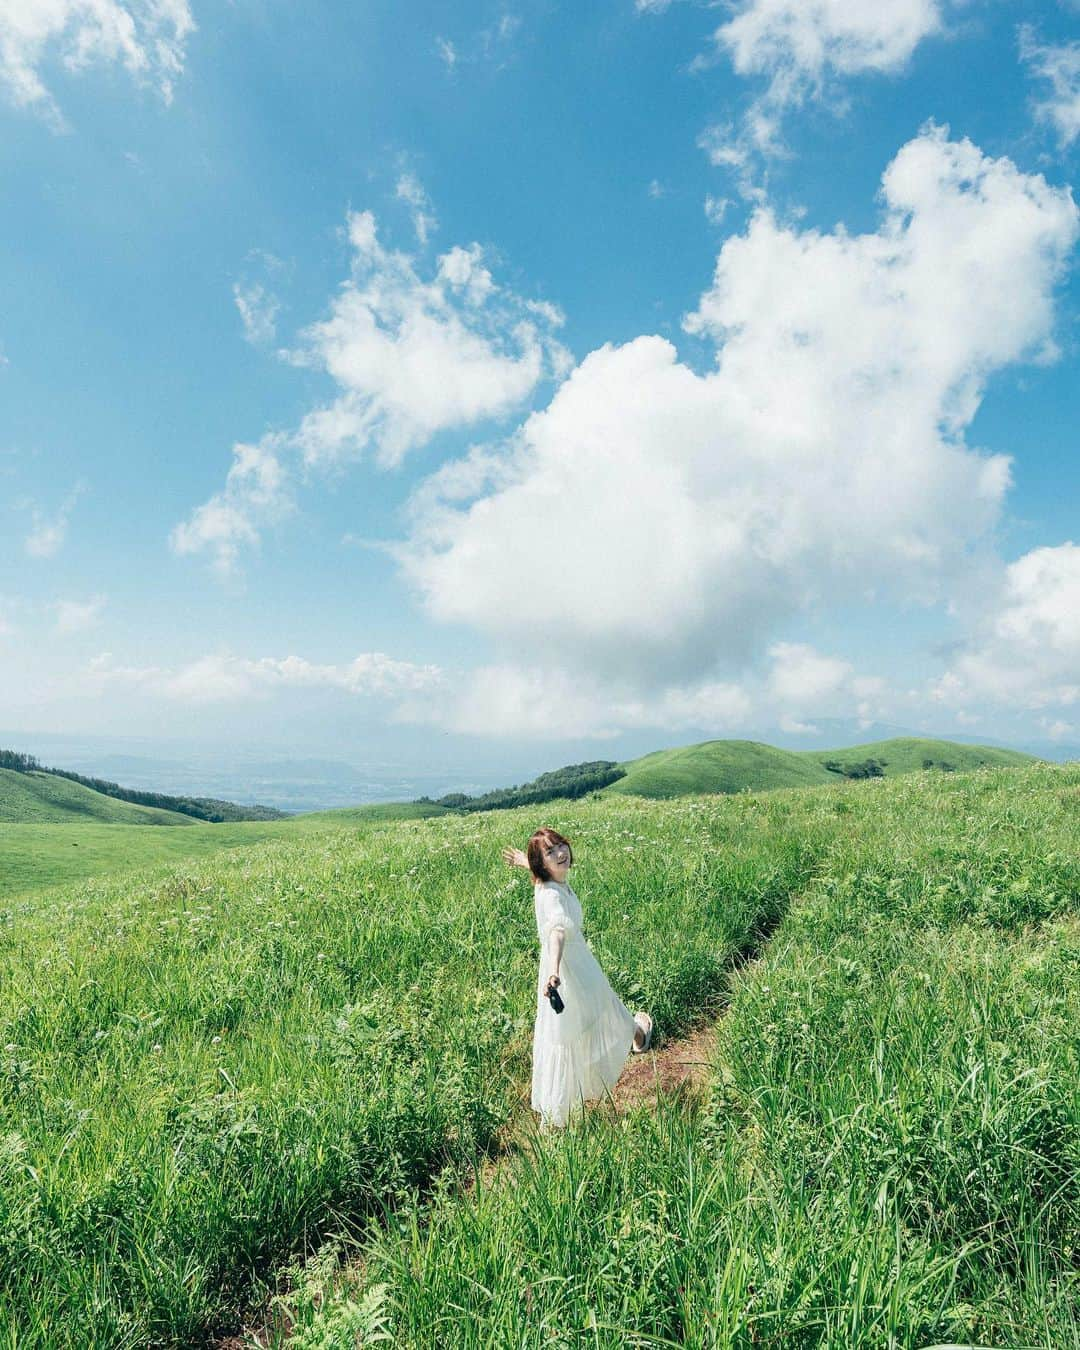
xmin=0 ymin=768 xmax=198 ymax=825
xmin=601 ymin=736 xmax=1039 ymax=799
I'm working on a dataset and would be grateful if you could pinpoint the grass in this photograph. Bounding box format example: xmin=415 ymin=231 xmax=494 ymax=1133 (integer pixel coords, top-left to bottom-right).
xmin=0 ymin=767 xmax=196 ymax=825
xmin=271 ymin=766 xmax=1079 ymax=1349
xmin=0 ymin=764 xmax=1076 ymax=1347
xmin=602 ymin=736 xmax=1037 ymax=799
xmin=0 ymin=806 xmax=453 ymax=904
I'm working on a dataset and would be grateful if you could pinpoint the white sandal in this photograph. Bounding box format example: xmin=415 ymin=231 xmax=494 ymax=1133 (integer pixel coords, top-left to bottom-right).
xmin=632 ymin=1012 xmax=653 ymax=1053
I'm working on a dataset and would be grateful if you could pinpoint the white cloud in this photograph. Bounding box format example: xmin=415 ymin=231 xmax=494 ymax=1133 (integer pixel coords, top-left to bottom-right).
xmin=53 ymin=595 xmax=105 ymax=633
xmin=704 ymin=194 xmax=732 ymax=225
xmin=717 ymin=0 xmax=943 ymax=87
xmin=233 ymin=281 xmax=280 ymax=345
xmin=87 ymin=650 xmax=445 ymax=705
xmin=0 ymin=0 xmax=195 ymax=129
xmin=175 ymin=202 xmax=568 ymax=576
xmin=1019 ymin=26 xmax=1080 ymax=149
xmin=169 ymin=438 xmax=292 ymax=577
xmin=391 ymin=641 xmax=890 ymax=741
xmin=696 ymin=0 xmax=948 ymax=190
xmin=932 ymin=543 xmax=1080 ymax=712
xmin=434 ymin=14 xmax=521 ymax=72
xmin=391 ymin=127 xmax=1078 ymax=723
xmin=24 ymin=486 xmax=83 ymax=558
xmin=396 ymin=172 xmax=438 ymax=245
xmin=393 ymin=662 xmax=753 ymax=740
xmin=283 ymin=210 xmax=567 ymax=472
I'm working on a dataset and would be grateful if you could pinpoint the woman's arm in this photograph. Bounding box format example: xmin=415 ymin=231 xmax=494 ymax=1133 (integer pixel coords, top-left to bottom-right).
xmin=545 ymin=927 xmax=565 ymax=995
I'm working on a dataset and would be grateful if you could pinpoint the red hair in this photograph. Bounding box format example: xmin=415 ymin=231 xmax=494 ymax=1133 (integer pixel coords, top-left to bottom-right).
xmin=527 ymin=827 xmax=573 ymax=882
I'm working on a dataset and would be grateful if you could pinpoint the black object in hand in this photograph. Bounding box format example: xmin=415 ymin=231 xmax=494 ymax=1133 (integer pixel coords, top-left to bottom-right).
xmin=546 ymin=980 xmax=565 ymax=1014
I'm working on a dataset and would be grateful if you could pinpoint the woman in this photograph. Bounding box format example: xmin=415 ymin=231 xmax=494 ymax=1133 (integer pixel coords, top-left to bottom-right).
xmin=502 ymin=827 xmax=653 ymax=1129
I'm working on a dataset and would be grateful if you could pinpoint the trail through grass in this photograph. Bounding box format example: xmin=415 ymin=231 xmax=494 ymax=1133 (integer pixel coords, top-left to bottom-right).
xmin=1 ymin=765 xmax=1077 ymax=1347
xmin=253 ymin=768 xmax=1080 ymax=1350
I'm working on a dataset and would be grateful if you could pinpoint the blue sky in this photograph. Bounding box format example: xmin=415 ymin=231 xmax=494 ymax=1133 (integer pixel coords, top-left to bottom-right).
xmin=3 ymin=0 xmax=1080 ymax=788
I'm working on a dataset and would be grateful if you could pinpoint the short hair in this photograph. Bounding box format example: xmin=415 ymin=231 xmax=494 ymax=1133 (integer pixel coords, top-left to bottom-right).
xmin=527 ymin=827 xmax=573 ymax=882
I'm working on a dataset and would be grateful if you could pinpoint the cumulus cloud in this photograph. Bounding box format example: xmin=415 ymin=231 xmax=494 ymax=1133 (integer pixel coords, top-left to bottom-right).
xmin=0 ymin=0 xmax=195 ymax=129
xmin=391 ymin=641 xmax=889 ymax=741
xmin=286 ymin=209 xmax=567 ymax=470
xmin=87 ymin=649 xmax=445 ymax=705
xmin=175 ymin=200 xmax=568 ymax=575
xmin=53 ymin=595 xmax=106 ymax=633
xmin=392 ymin=661 xmax=755 ymax=740
xmin=695 ymin=0 xmax=949 ymax=191
xmin=169 ymin=438 xmax=292 ymax=577
xmin=1019 ymin=26 xmax=1080 ymax=149
xmin=932 ymin=543 xmax=1080 ymax=713
xmin=393 ymin=127 xmax=1077 ymax=720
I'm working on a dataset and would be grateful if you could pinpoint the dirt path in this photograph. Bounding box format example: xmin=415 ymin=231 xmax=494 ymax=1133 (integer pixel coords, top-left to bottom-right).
xmin=215 ymin=1018 xmax=724 ymax=1350
xmin=468 ymin=1019 xmax=722 ymax=1195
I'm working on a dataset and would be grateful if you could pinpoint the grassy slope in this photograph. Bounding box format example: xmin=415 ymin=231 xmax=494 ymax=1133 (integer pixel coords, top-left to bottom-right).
xmin=0 ymin=763 xmax=1076 ymax=1347
xmin=0 ymin=819 xmax=304 ymax=903
xmin=603 ymin=739 xmax=837 ymax=797
xmin=291 ymin=763 xmax=1080 ymax=1349
xmin=604 ymin=735 xmax=1039 ymax=799
xmin=0 ymin=768 xmax=196 ymax=826
xmin=801 ymin=735 xmax=1037 ymax=776
xmin=0 ymin=785 xmax=450 ymax=904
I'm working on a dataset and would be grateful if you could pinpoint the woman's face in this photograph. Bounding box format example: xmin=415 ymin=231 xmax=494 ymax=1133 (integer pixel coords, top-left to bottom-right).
xmin=542 ymin=838 xmax=571 ymax=882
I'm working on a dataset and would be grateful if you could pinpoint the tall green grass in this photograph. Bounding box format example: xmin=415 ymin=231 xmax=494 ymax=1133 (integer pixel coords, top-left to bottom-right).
xmin=0 ymin=792 xmax=821 ymax=1347
xmin=271 ymin=767 xmax=1080 ymax=1349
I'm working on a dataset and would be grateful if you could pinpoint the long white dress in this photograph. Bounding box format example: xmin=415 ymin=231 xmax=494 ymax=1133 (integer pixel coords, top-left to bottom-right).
xmin=531 ymin=878 xmax=637 ymax=1128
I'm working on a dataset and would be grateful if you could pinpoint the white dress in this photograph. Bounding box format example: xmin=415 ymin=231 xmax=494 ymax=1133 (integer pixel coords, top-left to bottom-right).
xmin=531 ymin=879 xmax=637 ymax=1128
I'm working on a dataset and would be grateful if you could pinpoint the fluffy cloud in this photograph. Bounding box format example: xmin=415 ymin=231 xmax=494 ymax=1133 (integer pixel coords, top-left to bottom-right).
xmin=287 ymin=209 xmax=567 ymax=471
xmin=392 ymin=641 xmax=888 ymax=741
xmin=932 ymin=543 xmax=1080 ymax=712
xmin=0 ymin=0 xmax=195 ymax=128
xmin=696 ymin=0 xmax=948 ymax=188
xmin=169 ymin=439 xmax=292 ymax=577
xmin=176 ymin=199 xmax=568 ymax=575
xmin=88 ymin=650 xmax=444 ymax=705
xmin=394 ymin=127 xmax=1078 ymax=713
xmin=1019 ymin=27 xmax=1080 ymax=149
xmin=392 ymin=661 xmax=755 ymax=740
xmin=716 ymin=0 xmax=943 ymax=88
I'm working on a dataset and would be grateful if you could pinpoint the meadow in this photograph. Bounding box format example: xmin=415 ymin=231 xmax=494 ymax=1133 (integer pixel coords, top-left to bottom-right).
xmin=0 ymin=763 xmax=1076 ymax=1347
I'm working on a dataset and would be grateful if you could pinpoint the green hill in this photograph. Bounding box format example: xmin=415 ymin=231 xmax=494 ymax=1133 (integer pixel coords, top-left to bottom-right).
xmin=0 ymin=767 xmax=197 ymax=826
xmin=803 ymin=735 xmax=1036 ymax=778
xmin=603 ymin=736 xmax=1039 ymax=799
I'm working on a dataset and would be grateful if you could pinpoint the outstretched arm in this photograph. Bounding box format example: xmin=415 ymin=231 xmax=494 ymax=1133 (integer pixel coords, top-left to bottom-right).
xmin=501 ymin=846 xmax=529 ymax=869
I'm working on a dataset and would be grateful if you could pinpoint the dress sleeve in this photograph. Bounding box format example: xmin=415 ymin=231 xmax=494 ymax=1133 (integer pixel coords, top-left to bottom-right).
xmin=537 ymin=886 xmax=577 ymax=946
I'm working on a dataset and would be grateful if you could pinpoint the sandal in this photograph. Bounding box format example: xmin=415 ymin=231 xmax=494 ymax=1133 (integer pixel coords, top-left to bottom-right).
xmin=632 ymin=1012 xmax=653 ymax=1053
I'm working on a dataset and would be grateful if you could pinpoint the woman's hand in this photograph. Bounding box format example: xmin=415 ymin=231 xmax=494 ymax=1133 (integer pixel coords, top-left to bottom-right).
xmin=544 ymin=972 xmax=561 ymax=997
xmin=501 ymin=846 xmax=528 ymax=869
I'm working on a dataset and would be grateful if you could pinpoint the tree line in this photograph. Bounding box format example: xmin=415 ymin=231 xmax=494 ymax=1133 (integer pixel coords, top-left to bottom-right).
xmin=1 ymin=749 xmax=284 ymax=821
xmin=415 ymin=760 xmax=627 ymax=813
